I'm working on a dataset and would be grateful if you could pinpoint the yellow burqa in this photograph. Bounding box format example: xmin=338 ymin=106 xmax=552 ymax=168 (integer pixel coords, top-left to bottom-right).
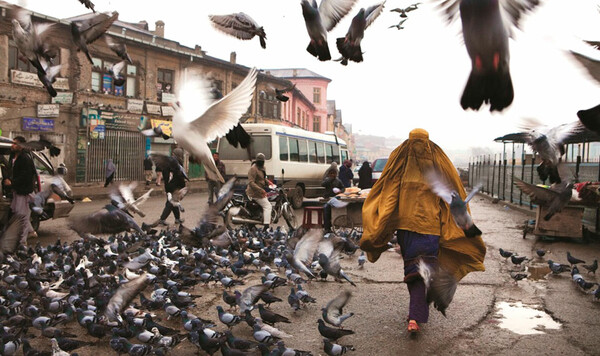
xmin=359 ymin=129 xmax=486 ymax=281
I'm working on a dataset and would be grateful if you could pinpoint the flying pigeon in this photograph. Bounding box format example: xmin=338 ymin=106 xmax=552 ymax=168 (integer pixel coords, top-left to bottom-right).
xmin=322 ymin=290 xmax=354 ymax=327
xmin=36 ymin=59 xmax=61 ymax=97
xmin=71 ymin=11 xmax=119 ymax=64
xmin=426 ymin=170 xmax=482 ymax=237
xmin=11 ymin=9 xmax=57 ymax=75
xmin=435 ymin=0 xmax=540 ymax=111
xmin=17 ymin=135 xmax=61 ymax=157
xmin=577 ymin=103 xmax=600 ymax=136
xmin=514 ymin=165 xmax=573 ymax=221
xmin=515 ymin=119 xmax=584 ymax=168
xmin=336 ymin=1 xmax=386 ymax=65
xmin=209 ymin=13 xmax=267 ymax=49
xmin=105 ymin=273 xmax=151 ymax=324
xmin=388 ymin=18 xmax=407 ymax=30
xmin=284 ymin=228 xmax=322 ymax=279
xmin=390 ymin=2 xmax=421 ymax=17
xmin=78 ymin=0 xmax=96 ymax=12
xmin=105 ymin=35 xmax=133 ymax=64
xmin=268 ymin=83 xmax=296 ymax=102
xmin=172 ymin=67 xmax=257 ymax=183
xmin=301 ymin=0 xmax=358 ymax=61
xmin=109 ymin=59 xmax=127 ymax=87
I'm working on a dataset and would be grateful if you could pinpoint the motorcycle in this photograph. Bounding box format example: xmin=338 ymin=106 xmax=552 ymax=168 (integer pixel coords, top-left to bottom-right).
xmin=224 ymin=181 xmax=297 ymax=230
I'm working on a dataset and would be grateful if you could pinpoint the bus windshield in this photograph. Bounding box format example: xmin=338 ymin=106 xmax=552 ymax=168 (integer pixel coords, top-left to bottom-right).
xmin=218 ymin=135 xmax=272 ymax=160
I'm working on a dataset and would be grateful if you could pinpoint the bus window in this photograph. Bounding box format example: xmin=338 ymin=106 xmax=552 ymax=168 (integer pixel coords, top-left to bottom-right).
xmin=309 ymin=141 xmax=317 ymax=163
xmin=316 ymin=143 xmax=325 ymax=164
xmin=289 ymin=138 xmax=299 ymax=162
xmin=341 ymin=149 xmax=348 ymax=162
xmin=332 ymin=145 xmax=340 ymax=164
xmin=299 ymin=139 xmax=308 ymax=162
xmin=219 ymin=135 xmax=272 ymax=160
xmin=279 ymin=136 xmax=288 ymax=161
xmin=326 ymin=144 xmax=334 ymax=164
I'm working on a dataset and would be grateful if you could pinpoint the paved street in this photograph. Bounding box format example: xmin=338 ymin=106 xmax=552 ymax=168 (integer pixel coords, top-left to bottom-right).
xmin=32 ymin=191 xmax=600 ymax=355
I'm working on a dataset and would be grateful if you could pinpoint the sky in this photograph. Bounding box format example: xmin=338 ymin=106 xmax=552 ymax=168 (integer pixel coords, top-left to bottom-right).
xmin=8 ymin=0 xmax=600 ymax=152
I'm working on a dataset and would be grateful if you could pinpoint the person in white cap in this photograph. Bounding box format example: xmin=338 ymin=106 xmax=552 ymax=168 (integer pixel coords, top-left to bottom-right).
xmin=246 ymin=152 xmax=271 ymax=231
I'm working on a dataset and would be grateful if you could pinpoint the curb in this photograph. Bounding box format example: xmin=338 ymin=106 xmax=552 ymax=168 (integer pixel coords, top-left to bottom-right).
xmin=71 ymin=181 xmax=208 ymax=200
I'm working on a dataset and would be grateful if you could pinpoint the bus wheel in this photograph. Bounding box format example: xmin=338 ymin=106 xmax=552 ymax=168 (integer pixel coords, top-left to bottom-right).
xmin=291 ymin=186 xmax=304 ymax=209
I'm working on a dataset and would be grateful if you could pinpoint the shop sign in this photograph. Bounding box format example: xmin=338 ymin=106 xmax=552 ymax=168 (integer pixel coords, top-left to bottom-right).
xmin=22 ymin=117 xmax=55 ymax=132
xmin=11 ymin=70 xmax=69 ymax=90
xmin=161 ymin=105 xmax=175 ymax=117
xmin=127 ymin=99 xmax=144 ymax=114
xmin=37 ymin=104 xmax=59 ymax=117
xmin=51 ymin=92 xmax=73 ymax=104
xmin=161 ymin=92 xmax=176 ymax=103
xmin=146 ymin=104 xmax=162 ymax=115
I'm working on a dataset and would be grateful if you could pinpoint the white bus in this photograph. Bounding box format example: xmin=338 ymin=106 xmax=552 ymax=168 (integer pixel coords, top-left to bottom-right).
xmin=217 ymin=123 xmax=349 ymax=208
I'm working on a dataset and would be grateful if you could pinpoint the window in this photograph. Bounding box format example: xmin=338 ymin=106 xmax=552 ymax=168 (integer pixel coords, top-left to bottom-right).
xmin=341 ymin=149 xmax=348 ymax=162
xmin=9 ymin=45 xmax=60 ymax=73
xmin=259 ymin=93 xmax=279 ymax=118
xmin=326 ymin=144 xmax=334 ymax=164
xmin=316 ymin=142 xmax=325 ymax=164
xmin=296 ymin=108 xmax=301 ymax=125
xmin=298 ymin=139 xmax=308 ymax=162
xmin=91 ymin=57 xmax=137 ymax=97
xmin=214 ymin=80 xmax=223 ymax=93
xmin=289 ymin=138 xmax=299 ymax=162
xmin=219 ymin=135 xmax=272 ymax=160
xmin=309 ymin=141 xmax=317 ymax=163
xmin=157 ymin=68 xmax=174 ymax=100
xmin=332 ymin=145 xmax=340 ymax=164
xmin=313 ymin=87 xmax=321 ymax=104
xmin=313 ymin=115 xmax=321 ymax=132
xmin=279 ymin=136 xmax=288 ymax=161
xmin=302 ymin=111 xmax=305 ymax=128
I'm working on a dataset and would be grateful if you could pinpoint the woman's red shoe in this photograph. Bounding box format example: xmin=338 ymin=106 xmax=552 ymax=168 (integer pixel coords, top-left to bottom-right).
xmin=408 ymin=320 xmax=420 ymax=333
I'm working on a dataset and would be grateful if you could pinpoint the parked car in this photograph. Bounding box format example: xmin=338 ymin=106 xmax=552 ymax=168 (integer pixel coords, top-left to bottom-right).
xmin=371 ymin=157 xmax=389 ymax=185
xmin=0 ymin=137 xmax=73 ymax=231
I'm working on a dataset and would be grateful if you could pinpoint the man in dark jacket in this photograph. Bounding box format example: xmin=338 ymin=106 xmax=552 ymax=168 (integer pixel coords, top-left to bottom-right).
xmin=154 ymin=148 xmax=188 ymax=226
xmin=322 ymin=163 xmax=345 ymax=233
xmin=339 ymin=160 xmax=354 ymax=188
xmin=4 ymin=136 xmax=38 ymax=243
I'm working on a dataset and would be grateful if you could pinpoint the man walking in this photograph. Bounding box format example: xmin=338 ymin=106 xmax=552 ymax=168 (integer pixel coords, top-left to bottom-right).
xmin=144 ymin=154 xmax=153 ymax=187
xmin=207 ymin=151 xmax=226 ymax=204
xmin=339 ymin=159 xmax=354 ymax=188
xmin=4 ymin=136 xmax=38 ymax=243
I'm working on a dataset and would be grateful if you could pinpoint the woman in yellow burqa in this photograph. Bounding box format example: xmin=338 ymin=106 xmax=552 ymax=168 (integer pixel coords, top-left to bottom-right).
xmin=359 ymin=128 xmax=486 ymax=333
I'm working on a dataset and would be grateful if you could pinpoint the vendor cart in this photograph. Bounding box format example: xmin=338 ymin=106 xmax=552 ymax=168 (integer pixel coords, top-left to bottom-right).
xmin=321 ymin=196 xmax=365 ymax=234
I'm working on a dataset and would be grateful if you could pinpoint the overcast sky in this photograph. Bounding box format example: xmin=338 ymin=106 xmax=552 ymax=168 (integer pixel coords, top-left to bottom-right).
xmin=9 ymin=0 xmax=600 ymax=151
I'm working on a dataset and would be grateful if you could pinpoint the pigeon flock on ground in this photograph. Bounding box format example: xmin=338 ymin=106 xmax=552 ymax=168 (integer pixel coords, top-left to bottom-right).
xmin=499 ymin=247 xmax=600 ymax=302
xmin=0 ymin=194 xmax=367 ymax=356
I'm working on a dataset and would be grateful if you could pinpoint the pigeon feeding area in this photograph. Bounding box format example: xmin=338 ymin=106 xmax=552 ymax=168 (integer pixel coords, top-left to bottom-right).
xmin=0 ymin=225 xmax=364 ymax=356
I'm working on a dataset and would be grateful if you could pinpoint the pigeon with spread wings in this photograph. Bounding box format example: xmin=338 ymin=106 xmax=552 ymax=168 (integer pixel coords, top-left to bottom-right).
xmin=511 ymin=119 xmax=583 ymax=183
xmin=514 ymin=164 xmax=573 ymax=221
xmin=71 ymin=11 xmax=119 ymax=64
xmin=435 ymin=0 xmax=541 ymax=112
xmin=336 ymin=1 xmax=386 ymax=65
xmin=172 ymin=67 xmax=257 ymax=184
xmin=11 ymin=8 xmax=57 ymax=76
xmin=390 ymin=2 xmax=421 ymax=17
xmin=426 ymin=170 xmax=482 ymax=237
xmin=78 ymin=0 xmax=96 ymax=13
xmin=209 ymin=13 xmax=267 ymax=49
xmin=301 ymin=0 xmax=358 ymax=61
xmin=268 ymin=83 xmax=296 ymax=102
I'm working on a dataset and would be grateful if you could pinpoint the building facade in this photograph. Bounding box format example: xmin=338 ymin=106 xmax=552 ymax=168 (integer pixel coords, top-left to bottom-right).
xmin=0 ymin=4 xmax=297 ymax=183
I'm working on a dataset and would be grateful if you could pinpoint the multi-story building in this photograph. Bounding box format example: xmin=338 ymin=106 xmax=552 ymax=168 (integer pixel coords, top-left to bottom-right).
xmin=0 ymin=4 xmax=296 ymax=183
xmin=265 ymin=68 xmax=332 ymax=134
